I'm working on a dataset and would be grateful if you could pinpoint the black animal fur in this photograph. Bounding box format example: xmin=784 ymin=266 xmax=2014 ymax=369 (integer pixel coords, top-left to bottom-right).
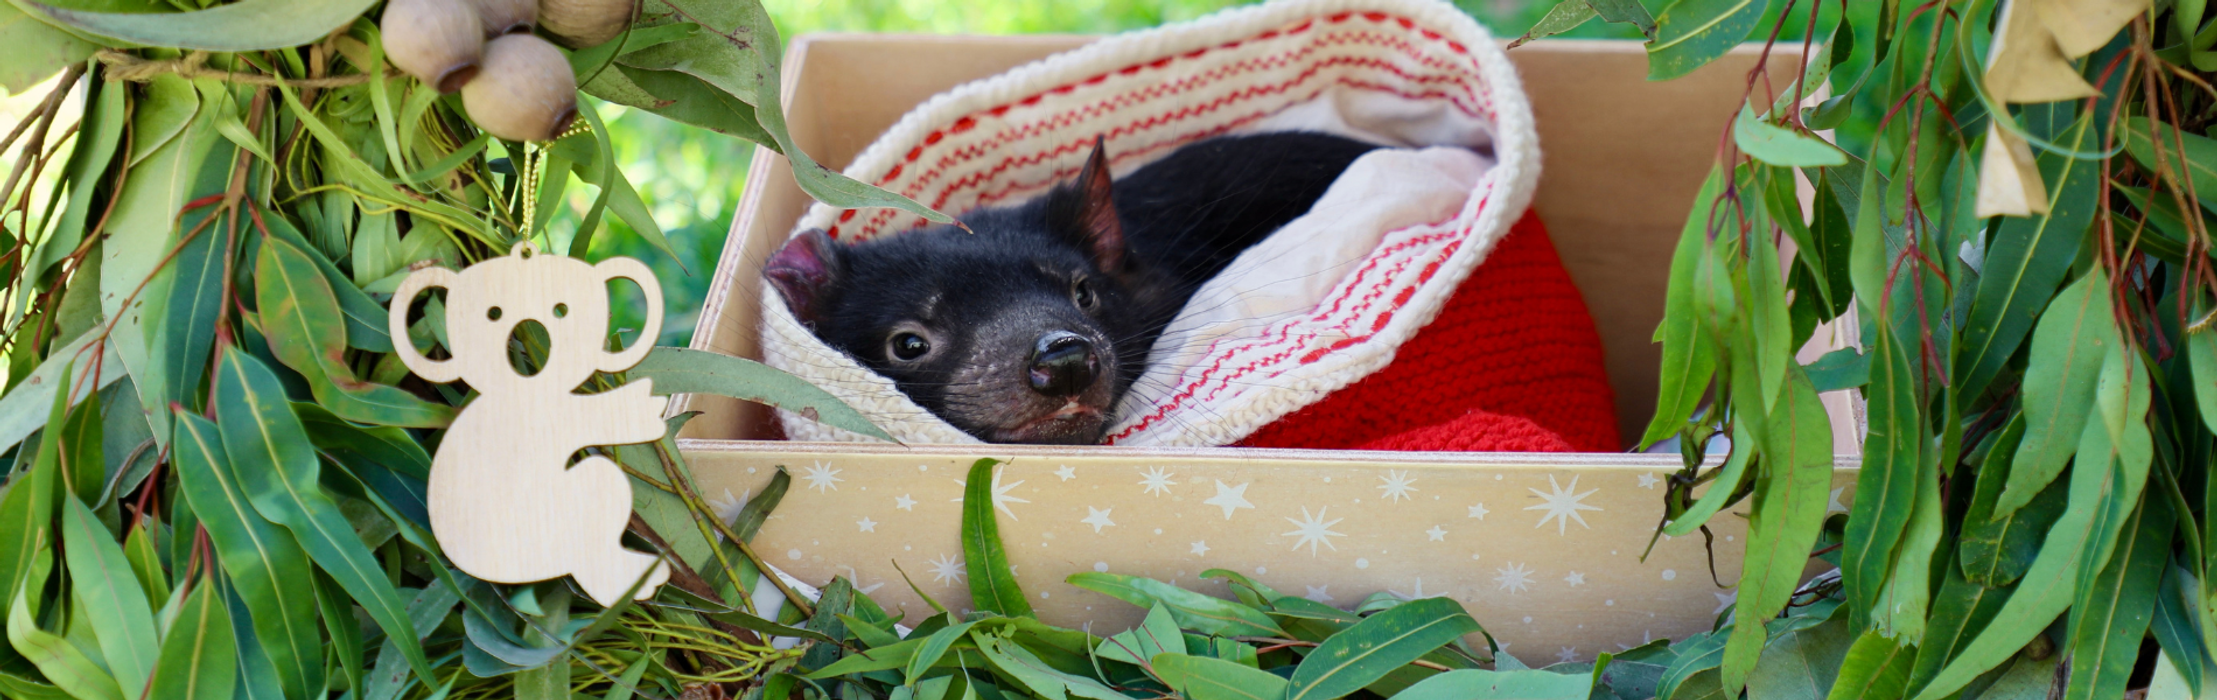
xmin=766 ymin=131 xmax=1380 ymax=444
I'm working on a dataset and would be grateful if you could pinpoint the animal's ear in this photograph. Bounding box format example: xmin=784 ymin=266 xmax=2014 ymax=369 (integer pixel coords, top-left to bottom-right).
xmin=1049 ymin=136 xmax=1126 ymax=272
xmin=764 ymin=228 xmax=842 ymax=327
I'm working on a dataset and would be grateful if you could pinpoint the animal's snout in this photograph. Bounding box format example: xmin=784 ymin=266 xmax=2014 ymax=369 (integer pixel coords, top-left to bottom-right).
xmin=1027 ymin=331 xmax=1098 ymax=397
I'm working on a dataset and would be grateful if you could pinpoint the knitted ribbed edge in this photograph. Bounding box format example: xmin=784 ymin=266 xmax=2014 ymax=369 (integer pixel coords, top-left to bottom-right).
xmin=760 ymin=0 xmax=1540 ymax=445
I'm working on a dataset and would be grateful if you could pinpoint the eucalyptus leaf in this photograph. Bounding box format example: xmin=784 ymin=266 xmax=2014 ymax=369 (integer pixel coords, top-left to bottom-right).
xmin=1066 ymin=573 xmax=1281 ymax=638
xmin=1151 ymin=653 xmax=1293 ymax=700
xmin=1958 ymin=416 xmax=2065 ymax=587
xmin=59 ymin=496 xmax=159 ymax=693
xmin=1093 ymin=603 xmax=1180 ymax=666
xmin=1828 ymin=631 xmax=1913 ymax=700
xmin=628 ymin=347 xmax=892 ymax=441
xmin=1662 ymin=421 xmax=1754 ymax=537
xmin=1586 ymin=0 xmax=1655 ymax=38
xmin=0 ymin=2 xmax=91 ymax=92
xmin=961 ymin=458 xmax=1032 ymax=617
xmin=1645 ymin=0 xmax=1763 ymax=81
xmin=255 ymin=234 xmax=452 ymax=427
xmin=1508 ymin=0 xmax=1596 ymax=48
xmin=170 ymin=409 xmax=325 ymax=699
xmin=1842 ymin=324 xmax=1921 ymax=623
xmin=210 ymin=348 xmax=438 ymax=685
xmin=2000 ymin=269 xmax=2117 ymax=518
xmin=1912 ymin=374 xmax=2156 ymax=700
xmin=0 ymin=365 xmax=66 ymax=625
xmin=27 ymin=0 xmax=375 ymax=50
xmin=145 ymin=570 xmax=237 ymax=700
xmin=1640 ymin=165 xmax=1725 ymax=448
xmin=1722 ymin=370 xmax=1836 ymax=693
xmin=155 ymin=214 xmax=227 ymax=414
xmin=1285 ymin=597 xmax=1480 ymax=700
xmin=2122 ymin=116 xmax=2217 ymax=213
xmin=1956 ymin=112 xmax=2098 ymax=404
xmin=33 ymin=77 xmax=126 ymax=279
xmin=652 ymin=0 xmax=950 ymax=222
xmin=8 ymin=551 xmax=124 ymax=700
xmin=1735 ymin=103 xmax=1848 ymax=167
xmin=2064 ymin=496 xmax=2172 ymax=700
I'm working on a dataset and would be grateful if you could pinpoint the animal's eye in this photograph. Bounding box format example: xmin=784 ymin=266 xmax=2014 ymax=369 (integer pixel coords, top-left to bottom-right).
xmin=553 ymin=303 xmax=568 ymax=318
xmin=890 ymin=332 xmax=931 ymax=361
xmin=1073 ymin=277 xmax=1096 ymax=309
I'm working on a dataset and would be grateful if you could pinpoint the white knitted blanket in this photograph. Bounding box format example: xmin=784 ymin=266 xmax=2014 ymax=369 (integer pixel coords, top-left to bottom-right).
xmin=760 ymin=0 xmax=1539 ymax=446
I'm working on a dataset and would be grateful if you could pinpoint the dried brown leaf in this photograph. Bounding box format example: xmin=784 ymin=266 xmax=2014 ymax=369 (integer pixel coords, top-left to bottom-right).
xmin=1977 ymin=121 xmax=2050 ymax=217
xmin=1986 ymin=0 xmax=2100 ymax=104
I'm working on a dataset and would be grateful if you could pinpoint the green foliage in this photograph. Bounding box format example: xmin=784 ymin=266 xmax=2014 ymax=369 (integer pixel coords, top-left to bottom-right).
xmin=0 ymin=0 xmax=2199 ymax=697
xmin=1635 ymin=0 xmax=2217 ymax=697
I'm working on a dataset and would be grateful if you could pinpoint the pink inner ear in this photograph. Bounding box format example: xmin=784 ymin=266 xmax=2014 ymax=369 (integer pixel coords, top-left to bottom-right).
xmin=765 ymin=230 xmax=837 ymax=323
xmin=1078 ymin=140 xmax=1126 ymax=271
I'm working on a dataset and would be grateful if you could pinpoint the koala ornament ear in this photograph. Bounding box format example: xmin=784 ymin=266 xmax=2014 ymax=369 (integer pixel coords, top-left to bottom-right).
xmin=764 ymin=228 xmax=843 ymax=327
xmin=593 ymin=257 xmax=663 ymax=373
xmin=389 ymin=266 xmax=464 ymax=383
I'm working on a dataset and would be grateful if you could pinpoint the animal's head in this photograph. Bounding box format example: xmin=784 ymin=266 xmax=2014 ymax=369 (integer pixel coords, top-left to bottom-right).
xmin=390 ymin=242 xmax=662 ymax=391
xmin=766 ymin=138 xmax=1146 ymax=444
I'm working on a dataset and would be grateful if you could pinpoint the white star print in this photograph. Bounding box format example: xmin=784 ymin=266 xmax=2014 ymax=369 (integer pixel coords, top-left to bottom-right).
xmin=1526 ymin=474 xmax=1602 ymax=535
xmin=1425 ymin=525 xmax=1447 ymax=541
xmin=1138 ymin=467 xmax=1178 ymax=496
xmin=1282 ymin=506 xmax=1346 ymax=556
xmin=1557 ymin=647 xmax=1578 ymax=664
xmin=1637 ymin=472 xmax=1661 ymax=489
xmin=1081 ymin=506 xmax=1116 ymax=533
xmin=926 ymin=553 xmax=965 ymax=585
xmin=801 ymin=461 xmax=843 ymax=493
xmin=895 ymin=494 xmax=916 ymax=511
xmin=1190 ymin=541 xmax=1209 ymax=556
xmin=1306 ymin=585 xmax=1333 ymax=603
xmin=1564 ymin=571 xmax=1586 ymax=587
xmin=1468 ymin=502 xmax=1489 ymax=520
xmin=1391 ymin=578 xmax=1444 ymax=600
xmin=856 ymin=517 xmax=877 ymax=533
xmin=836 ymin=566 xmax=885 ymax=596
xmin=708 ymin=488 xmax=751 ymax=523
xmin=1377 ymin=470 xmax=1419 ymax=502
xmin=1055 ymin=465 xmax=1077 ymax=482
xmin=1829 ymin=487 xmax=1849 ymax=513
xmin=1495 ymin=562 xmax=1535 ymax=593
xmin=950 ymin=470 xmax=1029 ymax=520
xmin=1618 ymin=630 xmax=1656 ymax=652
xmin=1203 ymin=480 xmax=1255 ymax=520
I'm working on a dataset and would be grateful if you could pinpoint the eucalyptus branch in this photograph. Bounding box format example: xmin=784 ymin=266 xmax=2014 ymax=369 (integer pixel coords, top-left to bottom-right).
xmin=93 ymin=49 xmax=394 ymax=88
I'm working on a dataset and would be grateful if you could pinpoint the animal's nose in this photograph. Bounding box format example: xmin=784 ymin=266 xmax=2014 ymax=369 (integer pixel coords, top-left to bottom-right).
xmin=1028 ymin=331 xmax=1098 ymax=397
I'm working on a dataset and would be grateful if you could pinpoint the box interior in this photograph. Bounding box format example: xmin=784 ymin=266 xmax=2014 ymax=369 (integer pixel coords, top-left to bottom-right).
xmin=678 ymin=34 xmax=1848 ymax=454
xmin=663 ymin=32 xmax=1862 ymax=649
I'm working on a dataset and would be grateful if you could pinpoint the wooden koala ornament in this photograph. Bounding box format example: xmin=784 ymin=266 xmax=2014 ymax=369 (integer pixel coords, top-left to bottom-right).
xmin=389 ymin=241 xmax=671 ymax=606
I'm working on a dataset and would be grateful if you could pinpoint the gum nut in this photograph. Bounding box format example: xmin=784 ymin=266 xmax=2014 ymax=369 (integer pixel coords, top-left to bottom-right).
xmin=463 ymin=34 xmax=579 ymax=142
xmin=539 ymin=0 xmax=635 ymax=48
xmin=473 ymin=0 xmax=536 ymax=35
xmin=380 ymin=0 xmax=485 ymax=93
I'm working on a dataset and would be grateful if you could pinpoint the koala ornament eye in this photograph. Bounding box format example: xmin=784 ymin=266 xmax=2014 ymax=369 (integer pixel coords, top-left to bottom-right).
xmin=554 ymin=303 xmax=569 ymax=318
xmin=488 ymin=306 xmax=504 ymax=321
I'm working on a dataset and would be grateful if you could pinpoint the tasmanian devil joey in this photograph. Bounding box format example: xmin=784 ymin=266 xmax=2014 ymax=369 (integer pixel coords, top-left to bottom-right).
xmin=765 ymin=132 xmax=1380 ymax=444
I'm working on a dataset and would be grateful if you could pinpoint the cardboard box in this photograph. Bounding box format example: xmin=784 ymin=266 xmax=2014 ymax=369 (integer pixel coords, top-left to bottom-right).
xmin=673 ymin=33 xmax=1858 ymax=659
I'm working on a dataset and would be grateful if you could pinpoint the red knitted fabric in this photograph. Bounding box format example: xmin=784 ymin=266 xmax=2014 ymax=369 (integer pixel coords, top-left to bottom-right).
xmin=1237 ymin=210 xmax=1621 ymax=452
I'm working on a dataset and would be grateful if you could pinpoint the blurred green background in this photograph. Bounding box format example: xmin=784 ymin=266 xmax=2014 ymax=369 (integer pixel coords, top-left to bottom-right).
xmin=574 ymin=0 xmax=1835 ymax=346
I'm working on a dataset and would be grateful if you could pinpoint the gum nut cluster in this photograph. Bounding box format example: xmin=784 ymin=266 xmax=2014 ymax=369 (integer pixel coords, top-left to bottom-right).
xmin=380 ymin=0 xmax=639 ymax=142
